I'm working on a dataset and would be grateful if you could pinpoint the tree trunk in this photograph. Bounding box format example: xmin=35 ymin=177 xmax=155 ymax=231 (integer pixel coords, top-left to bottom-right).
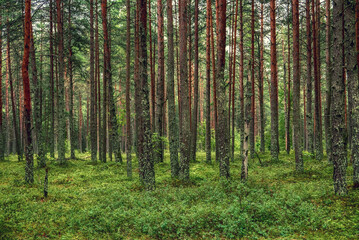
xmin=293 ymin=0 xmax=303 ymax=171
xmin=57 ymin=0 xmax=66 ymax=164
xmin=205 ymin=0 xmax=212 ymax=163
xmin=250 ymin=0 xmax=255 ymax=158
xmin=324 ymin=0 xmax=332 ymax=161
xmin=216 ymin=0 xmax=229 ymax=178
xmin=68 ymin=0 xmax=75 ymax=160
xmin=23 ymin=0 xmax=34 ymax=184
xmin=239 ymin=0 xmax=244 ymax=159
xmin=149 ymin=0 xmax=155 ymax=131
xmin=344 ymin=0 xmax=359 ymax=188
xmin=90 ymin=0 xmax=97 ymax=162
xmin=167 ymin=0 xmax=179 ymax=176
xmin=242 ymin=66 xmax=252 ymax=181
xmin=190 ymin=0 xmax=199 ymax=163
xmin=155 ymin=0 xmax=165 ymax=163
xmin=178 ymin=0 xmax=191 ymax=180
xmin=96 ymin=0 xmax=101 ymax=156
xmin=138 ymin=0 xmax=155 ymax=189
xmin=231 ymin=0 xmax=239 ymax=160
xmin=331 ymin=0 xmax=347 ymax=195
xmin=306 ymin=0 xmax=314 ymax=153
xmin=259 ymin=1 xmax=265 ymax=153
xmin=286 ymin=2 xmax=291 ymax=154
xmin=312 ymin=0 xmax=323 ymax=160
xmin=354 ymin=0 xmax=359 ymax=187
xmin=49 ymin=0 xmax=55 ymax=158
xmin=270 ymin=0 xmax=279 ymax=161
xmin=0 ymin=13 xmax=3 ymax=161
xmin=126 ymin=0 xmax=132 ymax=177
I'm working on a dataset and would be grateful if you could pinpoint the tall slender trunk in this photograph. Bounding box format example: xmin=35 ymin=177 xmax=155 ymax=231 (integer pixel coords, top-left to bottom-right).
xmin=49 ymin=0 xmax=55 ymax=158
xmin=126 ymin=0 xmax=132 ymax=177
xmin=250 ymin=0 xmax=255 ymax=158
xmin=90 ymin=0 xmax=97 ymax=162
xmin=101 ymin=0 xmax=108 ymax=163
xmin=344 ymin=0 xmax=359 ymax=188
xmin=324 ymin=0 xmax=332 ymax=161
xmin=232 ymin=0 xmax=239 ymax=159
xmin=270 ymin=0 xmax=279 ymax=161
xmin=312 ymin=0 xmax=323 ymax=160
xmin=23 ymin=0 xmax=34 ymax=184
xmin=259 ymin=1 xmax=265 ymax=153
xmin=95 ymin=0 xmax=101 ymax=156
xmin=205 ymin=0 xmax=211 ymax=164
xmin=167 ymin=0 xmax=179 ymax=176
xmin=155 ymin=0 xmax=165 ymax=163
xmin=68 ymin=0 xmax=75 ymax=159
xmin=0 ymin=14 xmax=3 ymax=161
xmin=138 ymin=0 xmax=155 ymax=189
xmin=216 ymin=0 xmax=229 ymax=178
xmin=179 ymin=0 xmax=191 ymax=180
xmin=331 ymin=0 xmax=347 ymax=195
xmin=286 ymin=2 xmax=291 ymax=154
xmin=190 ymin=0 xmax=199 ymax=162
xmin=306 ymin=0 xmax=314 ymax=153
xmin=57 ymin=0 xmax=66 ymax=164
xmin=239 ymin=0 xmax=244 ymax=158
xmin=210 ymin=0 xmax=219 ymax=162
xmin=149 ymin=0 xmax=155 ymax=130
xmin=353 ymin=0 xmax=359 ymax=187
xmin=293 ymin=0 xmax=303 ymax=171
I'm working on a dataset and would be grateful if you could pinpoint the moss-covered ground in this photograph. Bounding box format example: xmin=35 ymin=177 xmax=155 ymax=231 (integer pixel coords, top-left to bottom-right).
xmin=1 ymin=151 xmax=358 ymax=239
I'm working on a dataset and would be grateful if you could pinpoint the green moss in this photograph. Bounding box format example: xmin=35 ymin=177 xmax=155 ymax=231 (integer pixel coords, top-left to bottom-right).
xmin=0 ymin=151 xmax=358 ymax=239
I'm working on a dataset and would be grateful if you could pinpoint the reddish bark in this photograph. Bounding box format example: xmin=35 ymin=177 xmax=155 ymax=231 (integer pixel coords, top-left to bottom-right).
xmin=23 ymin=0 xmax=33 ymax=183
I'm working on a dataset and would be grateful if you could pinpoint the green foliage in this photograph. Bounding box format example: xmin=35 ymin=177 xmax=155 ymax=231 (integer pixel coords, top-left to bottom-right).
xmin=0 ymin=152 xmax=358 ymax=239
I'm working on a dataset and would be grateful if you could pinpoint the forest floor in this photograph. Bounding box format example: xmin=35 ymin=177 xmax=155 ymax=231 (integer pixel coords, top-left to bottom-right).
xmin=0 ymin=151 xmax=359 ymax=239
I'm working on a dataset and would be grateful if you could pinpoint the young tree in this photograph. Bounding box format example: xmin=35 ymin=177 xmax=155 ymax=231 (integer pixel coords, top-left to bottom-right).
xmin=331 ymin=0 xmax=347 ymax=195
xmin=167 ymin=0 xmax=179 ymax=176
xmin=270 ymin=0 xmax=279 ymax=161
xmin=216 ymin=0 xmax=230 ymax=178
xmin=23 ymin=0 xmax=34 ymax=183
xmin=292 ymin=0 xmax=303 ymax=171
xmin=178 ymin=0 xmax=191 ymax=180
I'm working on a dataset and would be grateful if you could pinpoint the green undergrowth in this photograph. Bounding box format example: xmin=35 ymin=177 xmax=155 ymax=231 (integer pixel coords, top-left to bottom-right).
xmin=1 ymin=151 xmax=358 ymax=239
